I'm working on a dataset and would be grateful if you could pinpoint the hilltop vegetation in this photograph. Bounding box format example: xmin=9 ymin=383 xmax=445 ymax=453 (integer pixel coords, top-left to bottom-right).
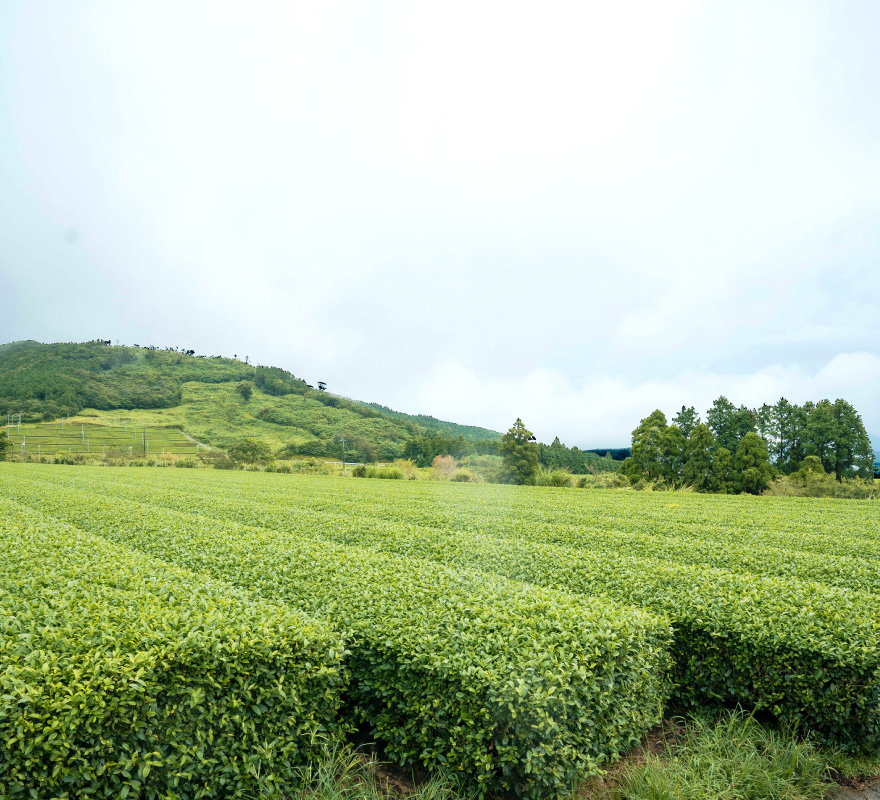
xmin=0 ymin=341 xmax=625 ymax=476
xmin=0 ymin=340 xmax=502 ymax=462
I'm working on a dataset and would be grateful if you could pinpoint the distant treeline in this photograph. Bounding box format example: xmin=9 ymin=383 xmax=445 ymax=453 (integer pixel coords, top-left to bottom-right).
xmin=357 ymin=402 xmax=502 ymax=443
xmin=538 ymin=438 xmax=621 ymax=474
xmin=621 ymin=396 xmax=876 ymax=493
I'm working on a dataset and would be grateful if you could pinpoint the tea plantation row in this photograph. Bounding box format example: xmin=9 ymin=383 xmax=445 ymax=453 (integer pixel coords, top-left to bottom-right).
xmin=1 ymin=466 xmax=671 ymax=798
xmin=2 ymin=464 xmax=879 ymax=798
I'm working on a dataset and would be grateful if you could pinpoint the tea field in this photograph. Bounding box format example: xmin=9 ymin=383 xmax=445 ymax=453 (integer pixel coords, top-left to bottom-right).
xmin=3 ymin=419 xmax=202 ymax=457
xmin=2 ymin=463 xmax=879 ymax=798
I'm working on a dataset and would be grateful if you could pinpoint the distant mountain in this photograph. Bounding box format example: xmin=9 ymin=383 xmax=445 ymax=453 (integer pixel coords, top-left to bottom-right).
xmin=0 ymin=340 xmax=500 ymax=460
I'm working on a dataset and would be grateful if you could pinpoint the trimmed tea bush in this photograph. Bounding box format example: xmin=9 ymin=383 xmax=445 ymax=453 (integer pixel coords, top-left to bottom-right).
xmin=0 ymin=498 xmax=347 ymax=799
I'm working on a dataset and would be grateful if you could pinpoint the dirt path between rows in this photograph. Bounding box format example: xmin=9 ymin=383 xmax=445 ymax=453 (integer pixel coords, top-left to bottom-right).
xmin=832 ymin=782 xmax=880 ymax=800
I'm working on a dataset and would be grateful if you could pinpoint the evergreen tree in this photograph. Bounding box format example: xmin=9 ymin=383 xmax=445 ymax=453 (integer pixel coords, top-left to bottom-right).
xmin=672 ymin=406 xmax=700 ymax=437
xmin=734 ymin=433 xmax=772 ymax=494
xmin=500 ymin=418 xmax=538 ymax=485
xmin=772 ymin=397 xmax=806 ymax=473
xmin=626 ymin=410 xmax=668 ymax=481
xmin=682 ymin=423 xmax=716 ymax=491
xmin=661 ymin=424 xmax=687 ymax=484
xmin=829 ymin=398 xmax=875 ymax=479
xmin=707 ymin=396 xmax=756 ymax=453
xmin=803 ymin=400 xmax=836 ymax=473
xmin=711 ymin=447 xmax=736 ymax=493
xmin=0 ymin=430 xmax=7 ymax=461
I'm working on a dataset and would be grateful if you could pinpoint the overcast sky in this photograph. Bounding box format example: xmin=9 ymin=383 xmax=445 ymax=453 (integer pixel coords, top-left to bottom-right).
xmin=1 ymin=1 xmax=878 ymax=446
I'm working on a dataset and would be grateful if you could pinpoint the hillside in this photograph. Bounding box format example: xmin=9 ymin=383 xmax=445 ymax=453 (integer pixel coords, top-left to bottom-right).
xmin=0 ymin=340 xmax=502 ymax=461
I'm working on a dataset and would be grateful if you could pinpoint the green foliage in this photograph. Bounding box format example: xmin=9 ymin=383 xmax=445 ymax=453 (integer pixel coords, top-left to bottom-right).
xmin=0 ymin=496 xmax=347 ymax=798
xmin=672 ymin=405 xmax=700 ymax=438
xmin=500 ymin=418 xmax=539 ymax=485
xmin=532 ymin=466 xmax=573 ymax=487
xmin=765 ymin=464 xmax=878 ymax=499
xmin=682 ymin=424 xmax=715 ymax=491
xmin=0 ymin=430 xmax=7 ymax=461
xmin=228 ymin=437 xmax=275 ymax=466
xmin=4 ymin=468 xmax=672 ymax=799
xmin=537 ymin=437 xmax=618 ymax=475
xmin=0 ymin=340 xmax=495 ymax=464
xmin=364 ymin=465 xmax=403 ymax=479
xmin=624 ymin=394 xmax=874 ymax=494
xmin=734 ymin=432 xmax=772 ymax=494
xmin=356 ymin=402 xmax=502 ymax=442
xmin=707 ymin=396 xmax=756 ymax=454
xmin=237 ymin=380 xmax=254 ymax=401
xmin=0 ymin=340 xmax=252 ymax=420
xmin=611 ymin=710 xmax=832 ymax=800
xmin=36 ymin=469 xmax=880 ymax=753
xmin=284 ymin=744 xmax=474 ymax=800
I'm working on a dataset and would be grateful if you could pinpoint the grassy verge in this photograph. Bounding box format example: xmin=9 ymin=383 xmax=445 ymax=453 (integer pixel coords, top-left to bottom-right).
xmin=584 ymin=710 xmax=840 ymax=800
xmin=290 ymin=712 xmax=876 ymax=800
xmin=255 ymin=746 xmax=474 ymax=800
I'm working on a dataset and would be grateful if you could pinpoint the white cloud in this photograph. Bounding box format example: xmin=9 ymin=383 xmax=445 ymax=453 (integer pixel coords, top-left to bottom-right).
xmin=1 ymin=1 xmax=879 ymax=444
xmin=402 ymin=353 xmax=880 ymax=446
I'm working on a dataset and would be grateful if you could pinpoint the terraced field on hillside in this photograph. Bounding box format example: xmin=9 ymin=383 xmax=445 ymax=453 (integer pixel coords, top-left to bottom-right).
xmin=2 ymin=464 xmax=878 ymax=798
xmin=4 ymin=419 xmax=201 ymax=456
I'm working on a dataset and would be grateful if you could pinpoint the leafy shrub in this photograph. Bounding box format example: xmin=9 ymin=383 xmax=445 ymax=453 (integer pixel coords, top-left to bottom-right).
xmin=431 ymin=454 xmax=457 ymax=479
xmin=351 ymin=464 xmax=367 ymax=477
xmin=765 ymin=465 xmax=878 ymax=499
xmin=228 ymin=437 xmax=274 ymax=466
xmin=364 ymin=465 xmax=402 ymax=479
xmin=461 ymin=454 xmax=506 ymax=483
xmin=451 ymin=468 xmax=480 ymax=482
xmin=0 ymin=498 xmax=347 ymax=798
xmin=394 ymin=458 xmax=420 ymax=480
xmin=533 ymin=467 xmax=572 ymax=487
xmin=577 ymin=472 xmax=629 ymax=489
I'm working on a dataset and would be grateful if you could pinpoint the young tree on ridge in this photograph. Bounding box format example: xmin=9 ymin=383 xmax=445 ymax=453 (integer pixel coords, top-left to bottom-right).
xmin=500 ymin=418 xmax=538 ymax=485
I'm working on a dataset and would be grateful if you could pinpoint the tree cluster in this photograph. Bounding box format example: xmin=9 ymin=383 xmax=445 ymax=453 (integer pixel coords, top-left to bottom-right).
xmin=403 ymin=433 xmax=500 ymax=467
xmin=538 ymin=438 xmax=619 ymax=475
xmin=620 ymin=396 xmax=875 ymax=493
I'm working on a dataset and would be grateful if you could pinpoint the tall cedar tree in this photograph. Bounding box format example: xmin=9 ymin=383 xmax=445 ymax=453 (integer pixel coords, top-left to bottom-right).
xmin=734 ymin=432 xmax=773 ymax=494
xmin=500 ymin=418 xmax=539 ymax=485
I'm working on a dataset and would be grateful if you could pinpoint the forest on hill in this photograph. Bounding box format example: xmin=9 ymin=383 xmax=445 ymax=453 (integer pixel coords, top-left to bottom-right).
xmin=0 ymin=340 xmax=505 ymax=462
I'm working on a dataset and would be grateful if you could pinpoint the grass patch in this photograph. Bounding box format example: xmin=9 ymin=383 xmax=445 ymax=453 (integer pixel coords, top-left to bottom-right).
xmin=594 ymin=710 xmax=834 ymax=800
xmin=255 ymin=745 xmax=474 ymax=800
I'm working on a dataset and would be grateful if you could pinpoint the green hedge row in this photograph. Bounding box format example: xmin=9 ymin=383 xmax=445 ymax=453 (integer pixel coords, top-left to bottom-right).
xmin=0 ymin=497 xmax=347 ymax=799
xmin=44 ymin=470 xmax=880 ymax=752
xmin=55 ymin=467 xmax=880 ymax=594
xmin=2 ymin=473 xmax=673 ymax=799
xmin=304 ymin=516 xmax=880 ymax=752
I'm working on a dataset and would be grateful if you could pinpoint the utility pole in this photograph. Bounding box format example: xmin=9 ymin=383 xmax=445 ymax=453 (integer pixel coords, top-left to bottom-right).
xmin=143 ymin=425 xmax=147 ymax=455
xmin=339 ymin=436 xmax=346 ymax=475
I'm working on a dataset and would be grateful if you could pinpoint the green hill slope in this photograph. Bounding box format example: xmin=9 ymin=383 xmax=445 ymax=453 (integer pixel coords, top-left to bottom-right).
xmin=0 ymin=340 xmax=501 ymax=460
